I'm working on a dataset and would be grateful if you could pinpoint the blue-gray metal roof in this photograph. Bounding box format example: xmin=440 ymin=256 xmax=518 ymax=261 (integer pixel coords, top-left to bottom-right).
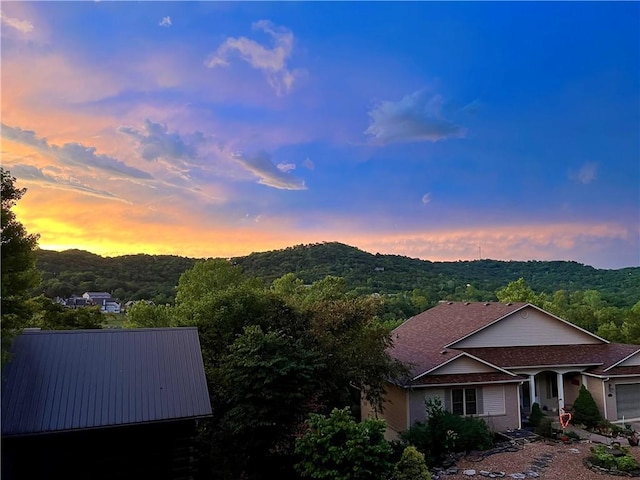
xmin=1 ymin=327 xmax=212 ymax=436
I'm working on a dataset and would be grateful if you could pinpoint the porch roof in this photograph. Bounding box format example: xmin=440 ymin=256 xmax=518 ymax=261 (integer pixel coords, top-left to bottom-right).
xmin=408 ymin=371 xmax=525 ymax=387
xmin=460 ymin=343 xmax=639 ymax=370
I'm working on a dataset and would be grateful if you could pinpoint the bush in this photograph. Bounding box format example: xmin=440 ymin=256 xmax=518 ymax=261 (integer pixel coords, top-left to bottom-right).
xmin=589 ymin=444 xmax=639 ymax=472
xmin=615 ymin=455 xmax=639 ymax=472
xmin=392 ymin=445 xmax=431 ymax=480
xmin=294 ymin=407 xmax=393 ymax=480
xmin=528 ymin=403 xmax=544 ymax=427
xmin=535 ymin=417 xmax=553 ymax=438
xmin=572 ymin=386 xmax=602 ymax=430
xmin=400 ymin=398 xmax=494 ymax=466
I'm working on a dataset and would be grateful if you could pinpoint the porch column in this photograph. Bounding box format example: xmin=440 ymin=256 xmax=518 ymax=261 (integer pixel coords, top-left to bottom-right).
xmin=557 ymin=372 xmax=565 ymax=412
xmin=529 ymin=375 xmax=537 ymax=406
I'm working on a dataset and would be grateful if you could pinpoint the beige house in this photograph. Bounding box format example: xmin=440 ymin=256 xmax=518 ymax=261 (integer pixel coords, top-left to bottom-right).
xmin=363 ymin=301 xmax=640 ymax=439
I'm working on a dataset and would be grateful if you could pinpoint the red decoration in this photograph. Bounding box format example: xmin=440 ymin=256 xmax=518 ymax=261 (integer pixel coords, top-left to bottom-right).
xmin=559 ymin=409 xmax=572 ymax=429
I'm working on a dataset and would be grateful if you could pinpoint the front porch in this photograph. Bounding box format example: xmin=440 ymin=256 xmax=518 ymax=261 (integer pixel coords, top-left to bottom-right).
xmin=519 ymin=369 xmax=585 ymax=416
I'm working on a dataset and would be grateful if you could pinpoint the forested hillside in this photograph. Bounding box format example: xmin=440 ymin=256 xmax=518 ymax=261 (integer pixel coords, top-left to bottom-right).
xmin=35 ymin=242 xmax=639 ymax=307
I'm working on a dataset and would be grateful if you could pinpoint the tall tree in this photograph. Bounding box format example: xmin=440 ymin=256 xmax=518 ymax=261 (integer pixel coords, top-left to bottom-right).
xmin=1 ymin=168 xmax=40 ymax=356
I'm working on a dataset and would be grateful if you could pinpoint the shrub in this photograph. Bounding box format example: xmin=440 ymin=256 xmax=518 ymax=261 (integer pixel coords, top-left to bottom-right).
xmin=528 ymin=403 xmax=544 ymax=427
xmin=392 ymin=445 xmax=431 ymax=480
xmin=589 ymin=444 xmax=639 ymax=472
xmin=535 ymin=417 xmax=553 ymax=438
xmin=590 ymin=446 xmax=617 ymax=470
xmin=400 ymin=398 xmax=494 ymax=466
xmin=294 ymin=407 xmax=393 ymax=480
xmin=615 ymin=455 xmax=639 ymax=472
xmin=571 ymin=386 xmax=602 ymax=430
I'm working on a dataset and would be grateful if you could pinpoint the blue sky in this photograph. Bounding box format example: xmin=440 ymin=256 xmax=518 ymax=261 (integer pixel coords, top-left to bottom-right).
xmin=1 ymin=1 xmax=638 ymax=269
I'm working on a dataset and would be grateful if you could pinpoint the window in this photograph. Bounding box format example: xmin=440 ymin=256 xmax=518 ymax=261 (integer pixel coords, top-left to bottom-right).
xmin=451 ymin=388 xmax=478 ymax=415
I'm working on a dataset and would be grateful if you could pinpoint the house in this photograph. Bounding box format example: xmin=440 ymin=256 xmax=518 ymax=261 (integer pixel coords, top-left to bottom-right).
xmin=1 ymin=327 xmax=212 ymax=480
xmin=82 ymin=291 xmax=122 ymax=313
xmin=363 ymin=301 xmax=640 ymax=439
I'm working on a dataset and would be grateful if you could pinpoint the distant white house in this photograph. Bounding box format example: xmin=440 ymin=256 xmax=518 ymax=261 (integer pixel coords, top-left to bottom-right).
xmin=57 ymin=292 xmax=122 ymax=314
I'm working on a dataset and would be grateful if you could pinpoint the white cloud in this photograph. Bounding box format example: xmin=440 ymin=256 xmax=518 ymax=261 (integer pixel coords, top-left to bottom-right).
xmin=8 ymin=163 xmax=130 ymax=203
xmin=0 ymin=10 xmax=33 ymax=33
xmin=159 ymin=16 xmax=172 ymax=27
xmin=421 ymin=193 xmax=431 ymax=205
xmin=277 ymin=162 xmax=296 ymax=173
xmin=365 ymin=89 xmax=465 ymax=144
xmin=205 ymin=20 xmax=299 ymax=95
xmin=1 ymin=123 xmax=153 ymax=180
xmin=570 ymin=161 xmax=597 ymax=185
xmin=232 ymin=151 xmax=306 ymax=190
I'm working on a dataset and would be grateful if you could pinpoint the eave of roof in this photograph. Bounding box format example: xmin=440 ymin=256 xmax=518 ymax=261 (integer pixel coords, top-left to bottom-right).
xmin=1 ymin=328 xmax=212 ymax=437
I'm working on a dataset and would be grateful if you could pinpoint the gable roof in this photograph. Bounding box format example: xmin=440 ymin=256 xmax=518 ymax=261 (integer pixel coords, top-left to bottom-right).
xmin=1 ymin=328 xmax=212 ymax=437
xmin=391 ymin=302 xmax=527 ymax=378
xmin=390 ymin=301 xmax=632 ymax=384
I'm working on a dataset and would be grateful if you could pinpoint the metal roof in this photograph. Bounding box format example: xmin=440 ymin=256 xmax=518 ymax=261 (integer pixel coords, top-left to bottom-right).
xmin=1 ymin=328 xmax=212 ymax=437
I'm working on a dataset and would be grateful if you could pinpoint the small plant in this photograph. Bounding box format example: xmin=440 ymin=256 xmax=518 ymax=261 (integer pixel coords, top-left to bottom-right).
xmin=535 ymin=417 xmax=553 ymax=438
xmin=589 ymin=444 xmax=639 ymax=472
xmin=615 ymin=455 xmax=640 ymax=472
xmin=392 ymin=445 xmax=431 ymax=480
xmin=564 ymin=430 xmax=581 ymax=441
xmin=528 ymin=403 xmax=544 ymax=427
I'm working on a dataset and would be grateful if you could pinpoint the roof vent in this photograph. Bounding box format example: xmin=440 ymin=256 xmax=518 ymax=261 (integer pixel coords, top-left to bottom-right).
xmin=506 ymin=302 xmax=513 ymax=306
xmin=440 ymin=350 xmax=448 ymax=355
xmin=484 ymin=302 xmax=490 ymax=306
xmin=465 ymin=302 xmax=470 ymax=305
xmin=448 ymin=301 xmax=454 ymax=305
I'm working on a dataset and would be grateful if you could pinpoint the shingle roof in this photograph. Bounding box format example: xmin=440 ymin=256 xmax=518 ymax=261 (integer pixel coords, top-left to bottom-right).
xmin=410 ymin=372 xmax=524 ymax=386
xmin=461 ymin=343 xmax=640 ymax=369
xmin=390 ymin=302 xmax=640 ymax=385
xmin=1 ymin=328 xmax=212 ymax=437
xmin=391 ymin=301 xmax=527 ymax=378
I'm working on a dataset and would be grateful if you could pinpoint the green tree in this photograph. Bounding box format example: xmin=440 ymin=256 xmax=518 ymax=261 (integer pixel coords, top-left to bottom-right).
xmin=307 ymin=296 xmax=409 ymax=411
xmin=1 ymin=168 xmax=41 ymax=356
xmin=572 ymin=385 xmax=602 ymax=429
xmin=175 ymin=258 xmax=246 ymax=305
xmin=295 ymin=407 xmax=393 ymax=480
xmin=125 ymin=301 xmax=174 ymax=328
xmin=391 ymin=446 xmax=431 ymax=480
xmin=26 ymin=295 xmax=103 ymax=330
xmin=213 ymin=325 xmax=321 ymax=479
xmin=496 ymin=278 xmax=542 ymax=304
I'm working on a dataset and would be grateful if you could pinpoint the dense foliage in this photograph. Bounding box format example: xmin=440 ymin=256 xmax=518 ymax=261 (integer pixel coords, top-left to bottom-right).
xmin=1 ymin=168 xmax=41 ymax=355
xmin=400 ymin=398 xmax=494 ymax=467
xmin=124 ymin=258 xmax=407 ymax=479
xmin=35 ymin=242 xmax=639 ymax=309
xmin=294 ymin=407 xmax=393 ymax=480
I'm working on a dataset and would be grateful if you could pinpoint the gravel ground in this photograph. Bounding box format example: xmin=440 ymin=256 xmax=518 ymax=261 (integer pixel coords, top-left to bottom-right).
xmin=446 ymin=440 xmax=640 ymax=479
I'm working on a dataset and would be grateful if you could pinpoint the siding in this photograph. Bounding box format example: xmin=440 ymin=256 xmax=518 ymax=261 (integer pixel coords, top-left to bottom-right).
xmin=586 ymin=376 xmax=606 ymax=418
xmin=483 ymin=385 xmax=506 ymax=416
xmin=381 ymin=384 xmax=408 ymax=436
xmin=433 ymin=355 xmax=497 ymax=375
xmin=452 ymin=307 xmax=602 ymax=348
xmin=619 ymin=353 xmax=640 ymax=367
xmin=409 ymin=388 xmax=445 ymax=425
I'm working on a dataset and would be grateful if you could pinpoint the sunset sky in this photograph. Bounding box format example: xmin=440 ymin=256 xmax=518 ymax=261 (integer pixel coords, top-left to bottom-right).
xmin=1 ymin=1 xmax=638 ymax=269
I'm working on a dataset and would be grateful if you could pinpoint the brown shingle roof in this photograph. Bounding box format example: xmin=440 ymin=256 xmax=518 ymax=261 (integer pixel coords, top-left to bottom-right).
xmin=463 ymin=343 xmax=639 ymax=370
xmin=390 ymin=302 xmax=640 ymax=383
xmin=391 ymin=301 xmax=527 ymax=378
xmin=410 ymin=372 xmax=524 ymax=386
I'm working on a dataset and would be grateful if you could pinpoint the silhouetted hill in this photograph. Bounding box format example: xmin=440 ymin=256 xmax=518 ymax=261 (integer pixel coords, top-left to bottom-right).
xmin=35 ymin=242 xmax=639 ymax=307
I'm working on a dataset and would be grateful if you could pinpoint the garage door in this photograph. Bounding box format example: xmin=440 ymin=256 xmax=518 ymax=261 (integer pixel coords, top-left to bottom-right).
xmin=616 ymin=383 xmax=640 ymax=420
